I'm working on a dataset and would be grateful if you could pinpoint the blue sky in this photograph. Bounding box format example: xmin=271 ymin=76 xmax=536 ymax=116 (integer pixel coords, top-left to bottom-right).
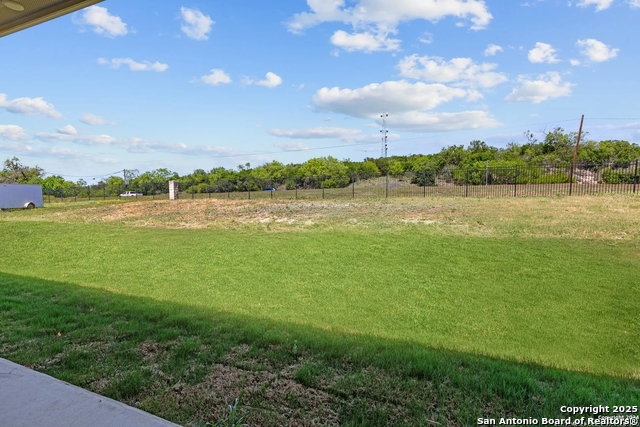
xmin=1 ymin=0 xmax=639 ymax=179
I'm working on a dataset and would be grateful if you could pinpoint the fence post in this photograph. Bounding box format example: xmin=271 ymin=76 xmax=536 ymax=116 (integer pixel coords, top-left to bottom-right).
xmin=569 ymin=164 xmax=573 ymax=196
xmin=514 ymin=166 xmax=518 ymax=197
xmin=352 ymin=175 xmax=355 ymax=199
xmin=423 ymin=172 xmax=426 ymax=197
xmin=74 ymin=188 xmax=77 ymax=202
xmin=322 ymin=176 xmax=325 ymax=199
xmin=634 ymin=159 xmax=638 ymax=194
xmin=270 ymin=179 xmax=273 ymax=199
xmin=465 ymin=168 xmax=469 ymax=197
xmin=485 ymin=161 xmax=489 ymax=186
xmin=88 ymin=185 xmax=91 ymax=200
xmin=385 ymin=173 xmax=389 ymax=198
xmin=295 ymin=180 xmax=298 ymax=200
xmin=48 ymin=190 xmax=51 ymax=204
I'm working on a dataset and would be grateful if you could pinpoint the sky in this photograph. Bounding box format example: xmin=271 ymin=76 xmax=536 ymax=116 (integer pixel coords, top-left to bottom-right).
xmin=1 ymin=0 xmax=639 ymax=179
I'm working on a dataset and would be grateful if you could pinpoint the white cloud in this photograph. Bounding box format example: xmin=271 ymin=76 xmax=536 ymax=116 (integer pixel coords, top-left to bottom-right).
xmin=313 ymin=80 xmax=469 ymax=118
xmin=386 ymin=111 xmax=501 ymax=132
xmin=274 ymin=142 xmax=310 ymax=151
xmin=270 ymin=127 xmax=362 ymax=140
xmin=484 ymin=44 xmax=503 ymax=56
xmin=270 ymin=126 xmax=391 ymax=143
xmin=310 ymin=80 xmax=498 ymax=132
xmin=397 ymin=55 xmax=508 ymax=88
xmin=197 ymin=69 xmax=232 ymax=86
xmin=0 ymin=125 xmax=28 ymax=141
xmin=330 ymin=29 xmax=401 ymax=52
xmin=287 ymin=0 xmax=493 ymax=33
xmin=75 ymin=5 xmax=128 ymax=37
xmin=35 ymin=131 xmax=243 ymax=157
xmin=0 ymin=93 xmax=63 ymax=119
xmin=528 ymin=42 xmax=559 ymax=63
xmin=98 ymin=58 xmax=169 ymax=72
xmin=245 ymin=72 xmax=283 ymax=88
xmin=288 ymin=0 xmax=492 ymax=53
xmin=57 ymin=125 xmax=77 ymax=135
xmin=570 ymin=59 xmax=581 ymax=66
xmin=419 ymin=32 xmax=433 ymax=44
xmin=180 ymin=7 xmax=214 ymax=41
xmin=630 ymin=0 xmax=640 ymax=7
xmin=80 ymin=113 xmax=115 ymax=126
xmin=576 ymin=38 xmax=619 ymax=62
xmin=505 ymin=72 xmax=573 ymax=104
xmin=575 ymin=0 xmax=614 ymax=11
xmin=256 ymin=72 xmax=283 ymax=88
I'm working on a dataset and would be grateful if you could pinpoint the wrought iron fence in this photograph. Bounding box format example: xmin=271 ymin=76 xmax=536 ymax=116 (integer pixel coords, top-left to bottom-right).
xmin=42 ymin=160 xmax=640 ymax=203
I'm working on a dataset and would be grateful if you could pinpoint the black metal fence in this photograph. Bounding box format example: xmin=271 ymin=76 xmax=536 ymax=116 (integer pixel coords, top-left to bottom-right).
xmin=42 ymin=160 xmax=640 ymax=203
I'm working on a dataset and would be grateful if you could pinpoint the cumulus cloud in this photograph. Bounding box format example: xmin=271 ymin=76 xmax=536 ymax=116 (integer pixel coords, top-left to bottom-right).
xmin=0 ymin=125 xmax=28 ymax=141
xmin=330 ymin=29 xmax=400 ymax=52
xmin=274 ymin=142 xmax=310 ymax=151
xmin=97 ymin=58 xmax=169 ymax=72
xmin=387 ymin=111 xmax=501 ymax=132
xmin=630 ymin=0 xmax=640 ymax=7
xmin=505 ymin=72 xmax=573 ymax=104
xmin=313 ymin=80 xmax=473 ymax=119
xmin=57 ymin=125 xmax=78 ymax=135
xmin=575 ymin=0 xmax=614 ymax=11
xmin=75 ymin=5 xmax=127 ymax=37
xmin=0 ymin=93 xmax=63 ymax=119
xmin=311 ymin=79 xmax=500 ymax=132
xmin=288 ymin=0 xmax=492 ymax=52
xmin=288 ymin=0 xmax=493 ymax=33
xmin=528 ymin=42 xmax=559 ymax=63
xmin=80 ymin=113 xmax=115 ymax=126
xmin=397 ymin=55 xmax=508 ymax=88
xmin=180 ymin=7 xmax=214 ymax=41
xmin=576 ymin=38 xmax=619 ymax=62
xmin=244 ymin=72 xmax=283 ymax=88
xmin=570 ymin=59 xmax=581 ymax=66
xmin=484 ymin=44 xmax=503 ymax=56
xmin=197 ymin=69 xmax=232 ymax=86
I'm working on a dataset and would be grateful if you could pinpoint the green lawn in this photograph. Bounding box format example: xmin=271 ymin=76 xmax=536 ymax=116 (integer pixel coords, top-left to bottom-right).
xmin=1 ymin=201 xmax=639 ymax=426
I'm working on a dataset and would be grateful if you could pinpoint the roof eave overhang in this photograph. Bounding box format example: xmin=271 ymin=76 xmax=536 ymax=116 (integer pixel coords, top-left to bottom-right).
xmin=0 ymin=0 xmax=103 ymax=38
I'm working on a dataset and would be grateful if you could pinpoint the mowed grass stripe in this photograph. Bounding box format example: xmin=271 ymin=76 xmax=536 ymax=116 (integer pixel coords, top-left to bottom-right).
xmin=1 ymin=222 xmax=638 ymax=377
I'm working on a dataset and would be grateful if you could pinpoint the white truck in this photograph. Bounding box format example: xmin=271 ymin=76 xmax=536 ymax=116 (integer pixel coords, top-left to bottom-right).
xmin=119 ymin=191 xmax=143 ymax=197
xmin=0 ymin=183 xmax=44 ymax=209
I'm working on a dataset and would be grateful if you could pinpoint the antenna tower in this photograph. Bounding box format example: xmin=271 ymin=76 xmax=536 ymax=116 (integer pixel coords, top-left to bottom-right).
xmin=380 ymin=113 xmax=388 ymax=158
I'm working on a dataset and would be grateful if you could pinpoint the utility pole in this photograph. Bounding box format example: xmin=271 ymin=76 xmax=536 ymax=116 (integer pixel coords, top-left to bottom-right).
xmin=569 ymin=115 xmax=585 ymax=195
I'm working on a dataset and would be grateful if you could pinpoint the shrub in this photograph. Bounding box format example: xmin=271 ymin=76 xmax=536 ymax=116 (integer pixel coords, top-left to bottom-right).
xmin=601 ymin=169 xmax=637 ymax=184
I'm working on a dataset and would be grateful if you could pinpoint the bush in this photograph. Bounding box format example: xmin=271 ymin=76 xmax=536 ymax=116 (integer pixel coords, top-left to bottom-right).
xmin=601 ymin=169 xmax=637 ymax=184
xmin=411 ymin=170 xmax=437 ymax=186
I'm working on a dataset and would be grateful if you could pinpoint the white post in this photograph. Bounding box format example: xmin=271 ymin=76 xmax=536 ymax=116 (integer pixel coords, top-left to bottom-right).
xmin=169 ymin=180 xmax=179 ymax=200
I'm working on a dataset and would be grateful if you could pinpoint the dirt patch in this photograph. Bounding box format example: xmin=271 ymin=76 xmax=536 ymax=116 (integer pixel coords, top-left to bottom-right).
xmin=171 ymin=362 xmax=339 ymax=427
xmin=5 ymin=195 xmax=640 ymax=240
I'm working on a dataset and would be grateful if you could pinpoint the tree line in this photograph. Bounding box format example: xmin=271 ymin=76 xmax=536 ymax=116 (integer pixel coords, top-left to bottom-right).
xmin=2 ymin=128 xmax=639 ymax=195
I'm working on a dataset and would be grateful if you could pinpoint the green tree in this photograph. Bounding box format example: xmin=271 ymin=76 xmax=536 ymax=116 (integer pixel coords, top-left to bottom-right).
xmin=1 ymin=157 xmax=44 ymax=184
